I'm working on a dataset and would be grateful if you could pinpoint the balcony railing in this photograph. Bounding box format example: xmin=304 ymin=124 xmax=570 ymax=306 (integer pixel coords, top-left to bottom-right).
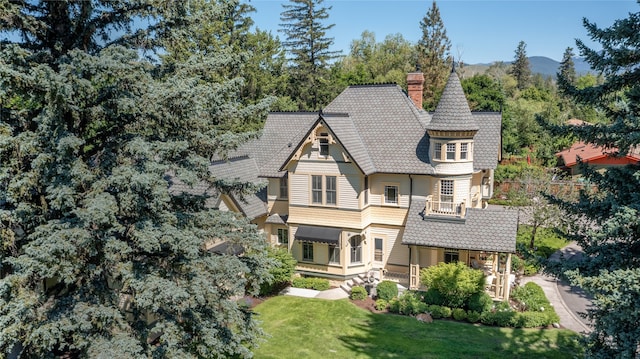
xmin=425 ymin=195 xmax=466 ymax=218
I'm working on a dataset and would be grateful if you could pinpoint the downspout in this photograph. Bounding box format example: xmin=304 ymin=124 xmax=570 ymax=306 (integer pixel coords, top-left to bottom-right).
xmin=408 ymin=174 xmax=413 ymax=266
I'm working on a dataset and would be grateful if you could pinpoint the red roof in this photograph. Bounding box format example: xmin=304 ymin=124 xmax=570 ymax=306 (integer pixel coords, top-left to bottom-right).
xmin=556 ymin=141 xmax=640 ymax=167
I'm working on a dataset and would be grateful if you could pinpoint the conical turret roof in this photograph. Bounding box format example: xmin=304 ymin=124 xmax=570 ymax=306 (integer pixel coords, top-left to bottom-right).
xmin=426 ymin=70 xmax=479 ymax=132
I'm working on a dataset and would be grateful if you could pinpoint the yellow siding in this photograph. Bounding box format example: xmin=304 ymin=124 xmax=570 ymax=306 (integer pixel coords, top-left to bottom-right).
xmin=367 ymin=206 xmax=409 ymax=227
xmin=288 ymin=206 xmax=363 ymax=229
xmin=289 ymin=173 xmax=309 ymax=206
xmin=368 ymin=226 xmax=408 ymax=267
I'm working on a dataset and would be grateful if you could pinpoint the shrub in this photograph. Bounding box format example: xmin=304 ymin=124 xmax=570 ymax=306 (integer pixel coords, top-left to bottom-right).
xmin=467 ymin=292 xmax=493 ymax=313
xmin=375 ymin=299 xmax=388 ymax=311
xmin=375 ymin=280 xmax=398 ymax=301
xmin=422 ymin=287 xmax=445 ymax=305
xmin=513 ymin=312 xmax=557 ymax=328
xmin=259 ymin=247 xmax=297 ymax=296
xmin=467 ymin=310 xmax=482 ymax=323
xmin=511 ymin=282 xmax=548 ymax=312
xmin=291 ymin=277 xmax=330 ymax=291
xmin=481 ymin=309 xmax=517 ymax=327
xmin=427 ymin=305 xmax=452 ymax=319
xmin=452 ymin=308 xmax=468 ymax=321
xmin=420 ymin=262 xmax=485 ymax=308
xmin=350 ymin=286 xmax=367 ymax=300
xmin=389 ymin=291 xmax=426 ymax=315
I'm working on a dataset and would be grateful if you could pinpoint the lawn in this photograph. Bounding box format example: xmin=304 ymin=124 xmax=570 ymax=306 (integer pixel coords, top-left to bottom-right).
xmin=252 ymin=296 xmax=583 ymax=359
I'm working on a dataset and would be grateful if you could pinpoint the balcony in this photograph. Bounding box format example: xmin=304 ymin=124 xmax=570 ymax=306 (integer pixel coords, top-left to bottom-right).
xmin=424 ymin=195 xmax=466 ymax=218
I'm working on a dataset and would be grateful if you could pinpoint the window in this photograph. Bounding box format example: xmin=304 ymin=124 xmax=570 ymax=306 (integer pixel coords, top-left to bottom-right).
xmin=384 ymin=185 xmax=398 ymax=204
xmin=326 ymin=176 xmax=336 ymax=205
xmin=302 ymin=242 xmax=314 ymax=262
xmin=446 ymin=143 xmax=456 ymax=160
xmin=329 ymin=245 xmax=340 ymax=264
xmin=444 ymin=249 xmax=459 ymax=263
xmin=350 ymin=236 xmax=363 ymax=264
xmin=440 ymin=179 xmax=454 ymax=212
xmin=311 ymin=175 xmax=337 ymax=206
xmin=460 ymin=143 xmax=469 ymax=160
xmin=312 ymin=175 xmax=322 ymax=204
xmin=364 ymin=176 xmax=369 ymax=205
xmin=319 ymin=133 xmax=329 ymax=156
xmin=434 ymin=142 xmax=442 ymax=160
xmin=374 ymin=238 xmax=383 ymax=262
xmin=279 ymin=175 xmax=288 ymax=199
xmin=277 ymin=228 xmax=288 ymax=245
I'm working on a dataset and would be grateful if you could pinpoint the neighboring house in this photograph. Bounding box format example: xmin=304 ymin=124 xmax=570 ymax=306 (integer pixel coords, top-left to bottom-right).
xmin=556 ymin=141 xmax=640 ymax=176
xmin=205 ymin=69 xmax=518 ymax=300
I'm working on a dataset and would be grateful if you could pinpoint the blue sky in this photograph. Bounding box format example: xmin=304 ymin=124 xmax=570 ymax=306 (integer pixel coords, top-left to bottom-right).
xmin=247 ymin=0 xmax=639 ymax=64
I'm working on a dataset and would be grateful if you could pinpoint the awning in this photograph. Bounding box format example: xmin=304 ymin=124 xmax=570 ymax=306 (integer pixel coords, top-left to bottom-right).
xmin=295 ymin=225 xmax=341 ymax=245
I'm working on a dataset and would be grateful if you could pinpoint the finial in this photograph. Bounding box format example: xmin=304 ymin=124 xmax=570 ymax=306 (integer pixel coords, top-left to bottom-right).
xmin=451 ymin=58 xmax=456 ymax=73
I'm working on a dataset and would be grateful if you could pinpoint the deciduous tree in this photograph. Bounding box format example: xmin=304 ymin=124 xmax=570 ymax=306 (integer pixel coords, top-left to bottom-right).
xmin=0 ymin=1 xmax=273 ymax=357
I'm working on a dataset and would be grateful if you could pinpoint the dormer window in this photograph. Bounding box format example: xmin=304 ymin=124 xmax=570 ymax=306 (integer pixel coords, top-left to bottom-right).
xmin=434 ymin=143 xmax=442 ymax=160
xmin=319 ymin=133 xmax=329 ymax=156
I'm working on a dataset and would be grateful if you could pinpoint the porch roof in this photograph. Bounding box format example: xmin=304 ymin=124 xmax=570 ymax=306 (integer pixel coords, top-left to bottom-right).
xmin=295 ymin=225 xmax=341 ymax=245
xmin=403 ymin=199 xmax=518 ymax=253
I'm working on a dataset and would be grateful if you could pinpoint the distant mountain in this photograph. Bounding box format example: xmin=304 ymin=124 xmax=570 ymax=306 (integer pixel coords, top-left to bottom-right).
xmin=463 ymin=56 xmax=595 ymax=78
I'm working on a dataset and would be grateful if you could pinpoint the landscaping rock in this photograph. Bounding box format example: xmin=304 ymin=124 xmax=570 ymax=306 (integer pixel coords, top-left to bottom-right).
xmin=416 ymin=313 xmax=433 ymax=323
xmin=552 ymin=323 xmax=561 ymax=328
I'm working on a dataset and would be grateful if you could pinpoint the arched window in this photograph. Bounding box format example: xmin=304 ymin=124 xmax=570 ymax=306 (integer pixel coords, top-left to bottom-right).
xmin=350 ymin=235 xmax=363 ymax=264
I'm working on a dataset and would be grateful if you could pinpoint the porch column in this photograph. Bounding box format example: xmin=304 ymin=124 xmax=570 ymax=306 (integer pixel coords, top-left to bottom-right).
xmin=503 ymin=253 xmax=512 ymax=300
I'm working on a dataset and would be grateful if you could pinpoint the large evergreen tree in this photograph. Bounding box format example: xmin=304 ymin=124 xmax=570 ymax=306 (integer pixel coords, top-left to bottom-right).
xmin=279 ymin=0 xmax=341 ymax=110
xmin=557 ymin=47 xmax=577 ymax=87
xmin=417 ymin=0 xmax=452 ymax=110
xmin=551 ymin=4 xmax=640 ymax=358
xmin=0 ymin=1 xmax=273 ymax=357
xmin=509 ymin=40 xmax=531 ymax=90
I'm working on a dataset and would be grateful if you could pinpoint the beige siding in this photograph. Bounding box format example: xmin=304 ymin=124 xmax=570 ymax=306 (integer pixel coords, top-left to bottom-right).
xmin=369 ymin=226 xmax=408 ymax=266
xmin=455 ymin=176 xmax=472 ymax=204
xmin=268 ymin=199 xmax=289 ymax=215
xmin=433 ymin=161 xmax=474 ymax=176
xmin=339 ymin=175 xmax=360 ymax=209
xmin=369 ymin=174 xmax=411 ymax=208
xmin=267 ymin=178 xmax=279 ymax=201
xmin=289 ymin=173 xmax=309 ymax=206
xmin=412 ymin=175 xmax=432 ymax=198
xmin=288 ymin=206 xmax=363 ymax=229
xmin=366 ymin=206 xmax=409 ymax=227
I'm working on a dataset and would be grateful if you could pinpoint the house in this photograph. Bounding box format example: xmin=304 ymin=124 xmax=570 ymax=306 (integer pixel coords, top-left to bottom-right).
xmin=556 ymin=141 xmax=640 ymax=176
xmin=204 ymin=69 xmax=519 ymax=300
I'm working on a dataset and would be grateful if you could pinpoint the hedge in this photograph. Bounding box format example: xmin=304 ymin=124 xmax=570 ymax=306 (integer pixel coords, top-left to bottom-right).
xmin=291 ymin=277 xmax=330 ymax=291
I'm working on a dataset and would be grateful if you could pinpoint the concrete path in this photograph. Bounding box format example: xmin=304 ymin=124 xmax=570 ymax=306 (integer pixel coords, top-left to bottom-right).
xmin=523 ymin=242 xmax=593 ymax=334
xmin=280 ymin=286 xmax=349 ymax=300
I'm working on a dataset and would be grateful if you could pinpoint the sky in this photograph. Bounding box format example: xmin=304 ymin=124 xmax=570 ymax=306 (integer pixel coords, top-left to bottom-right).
xmin=246 ymin=0 xmax=639 ymax=64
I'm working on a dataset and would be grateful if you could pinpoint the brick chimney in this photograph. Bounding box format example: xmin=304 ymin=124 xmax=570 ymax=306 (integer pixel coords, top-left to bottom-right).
xmin=407 ymin=71 xmax=425 ymax=109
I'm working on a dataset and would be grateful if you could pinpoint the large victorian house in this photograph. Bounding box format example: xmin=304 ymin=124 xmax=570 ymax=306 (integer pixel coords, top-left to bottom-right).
xmin=184 ymin=69 xmax=519 ymax=300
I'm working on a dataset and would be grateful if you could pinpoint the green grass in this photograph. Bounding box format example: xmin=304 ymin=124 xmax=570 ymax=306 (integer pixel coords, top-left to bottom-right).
xmin=517 ymin=225 xmax=570 ymax=258
xmin=252 ymin=296 xmax=582 ymax=359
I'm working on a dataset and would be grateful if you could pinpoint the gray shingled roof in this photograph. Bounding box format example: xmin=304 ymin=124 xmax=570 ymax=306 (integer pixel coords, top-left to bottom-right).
xmin=170 ymin=156 xmax=268 ymax=220
xmin=472 ymin=112 xmax=502 ymax=170
xmin=239 ymin=74 xmax=501 ymax=177
xmin=323 ymin=84 xmax=435 ymax=175
xmin=209 ymin=156 xmax=267 ymax=220
xmin=403 ymin=199 xmax=517 ymax=253
xmin=426 ymin=71 xmax=479 ymax=132
xmin=242 ymin=112 xmax=318 ymax=177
